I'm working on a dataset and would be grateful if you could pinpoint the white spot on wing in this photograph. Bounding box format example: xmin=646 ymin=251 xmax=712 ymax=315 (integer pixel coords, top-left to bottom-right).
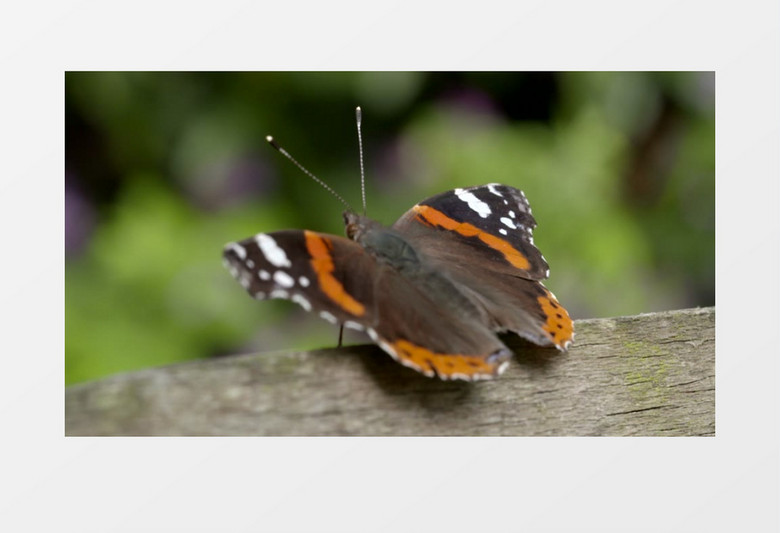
xmin=319 ymin=311 xmax=337 ymax=324
xmin=291 ymin=294 xmax=312 ymax=311
xmin=298 ymin=276 xmax=310 ymax=287
xmin=273 ymin=270 xmax=295 ymax=288
xmin=486 ymin=184 xmax=503 ymax=197
xmin=269 ymin=289 xmax=289 ymax=299
xmin=225 ymin=242 xmax=247 ymax=260
xmin=255 ymin=234 xmax=291 ymax=268
xmin=259 ymin=270 xmax=271 ymax=281
xmin=499 ymin=228 xmax=508 ymax=235
xmin=500 ymin=217 xmax=516 ymax=229
xmin=454 ymin=188 xmax=491 ymax=218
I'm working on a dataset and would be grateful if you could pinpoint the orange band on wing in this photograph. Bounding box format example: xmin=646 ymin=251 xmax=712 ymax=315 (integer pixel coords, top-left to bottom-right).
xmin=389 ymin=339 xmax=501 ymax=379
xmin=537 ymin=291 xmax=574 ymax=348
xmin=304 ymin=231 xmax=365 ymax=316
xmin=413 ymin=205 xmax=530 ymax=270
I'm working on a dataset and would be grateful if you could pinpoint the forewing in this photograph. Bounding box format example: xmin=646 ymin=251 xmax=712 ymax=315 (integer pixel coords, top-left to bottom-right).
xmin=223 ymin=230 xmax=378 ymax=328
xmin=392 ymin=184 xmax=574 ymax=350
xmin=393 ymin=183 xmax=549 ymax=280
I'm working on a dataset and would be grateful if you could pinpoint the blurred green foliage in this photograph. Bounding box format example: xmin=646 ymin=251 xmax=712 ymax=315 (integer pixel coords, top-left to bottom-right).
xmin=65 ymin=72 xmax=714 ymax=385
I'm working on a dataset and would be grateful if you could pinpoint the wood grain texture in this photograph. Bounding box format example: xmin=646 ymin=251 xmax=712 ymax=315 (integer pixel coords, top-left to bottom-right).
xmin=65 ymin=307 xmax=714 ymax=436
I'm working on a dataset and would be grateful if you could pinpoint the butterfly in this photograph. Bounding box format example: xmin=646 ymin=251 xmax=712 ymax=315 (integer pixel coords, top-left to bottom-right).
xmin=223 ymin=108 xmax=573 ymax=380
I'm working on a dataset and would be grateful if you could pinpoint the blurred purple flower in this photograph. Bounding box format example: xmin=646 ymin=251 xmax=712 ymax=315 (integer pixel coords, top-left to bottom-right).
xmin=65 ymin=177 xmax=96 ymax=257
xmin=185 ymin=153 xmax=277 ymax=210
xmin=438 ymin=87 xmax=500 ymax=117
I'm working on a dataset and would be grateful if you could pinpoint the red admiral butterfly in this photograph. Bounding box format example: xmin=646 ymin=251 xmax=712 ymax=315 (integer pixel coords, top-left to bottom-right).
xmin=223 ymin=108 xmax=573 ymax=381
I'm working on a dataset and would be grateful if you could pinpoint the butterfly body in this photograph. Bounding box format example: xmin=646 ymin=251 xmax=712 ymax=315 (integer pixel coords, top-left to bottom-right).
xmin=224 ymin=183 xmax=573 ymax=381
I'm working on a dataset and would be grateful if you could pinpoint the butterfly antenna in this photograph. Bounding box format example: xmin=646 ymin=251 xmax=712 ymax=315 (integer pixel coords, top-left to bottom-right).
xmin=355 ymin=106 xmax=367 ymax=216
xmin=266 ymin=135 xmax=353 ymax=212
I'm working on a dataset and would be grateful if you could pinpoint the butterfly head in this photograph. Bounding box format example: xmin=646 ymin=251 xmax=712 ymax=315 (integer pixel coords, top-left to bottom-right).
xmin=344 ymin=210 xmax=375 ymax=242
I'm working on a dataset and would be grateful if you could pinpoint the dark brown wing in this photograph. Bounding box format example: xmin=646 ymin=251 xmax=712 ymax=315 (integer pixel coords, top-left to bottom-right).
xmin=392 ymin=184 xmax=574 ymax=349
xmin=223 ymin=230 xmax=512 ymax=380
xmin=394 ymin=184 xmax=550 ymax=279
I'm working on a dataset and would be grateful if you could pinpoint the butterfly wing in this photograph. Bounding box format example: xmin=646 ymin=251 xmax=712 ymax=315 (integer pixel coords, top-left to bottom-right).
xmin=223 ymin=230 xmax=512 ymax=380
xmin=223 ymin=230 xmax=374 ymax=327
xmin=392 ymin=183 xmax=574 ymax=349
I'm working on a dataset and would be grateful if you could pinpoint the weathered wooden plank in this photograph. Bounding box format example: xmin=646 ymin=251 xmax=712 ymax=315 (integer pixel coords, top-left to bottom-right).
xmin=65 ymin=307 xmax=715 ymax=436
